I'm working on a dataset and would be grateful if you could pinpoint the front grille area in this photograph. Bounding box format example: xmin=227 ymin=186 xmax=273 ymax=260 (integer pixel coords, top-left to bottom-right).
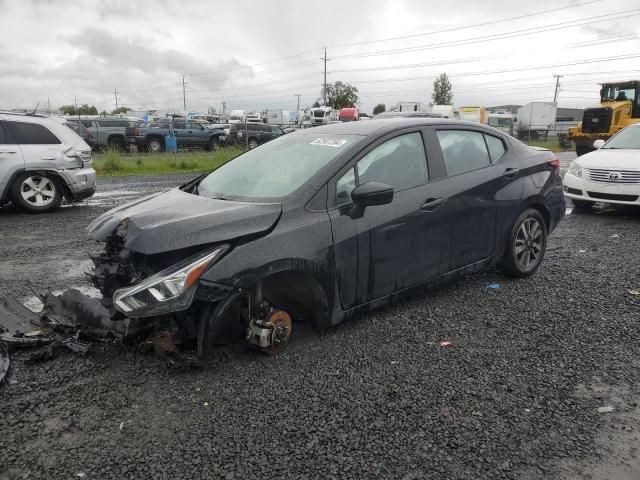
xmin=581 ymin=108 xmax=612 ymax=133
xmin=588 ymin=168 xmax=640 ymax=184
xmin=565 ymin=187 xmax=583 ymax=195
xmin=587 ymin=192 xmax=639 ymax=202
xmin=313 ymin=111 xmax=326 ymax=118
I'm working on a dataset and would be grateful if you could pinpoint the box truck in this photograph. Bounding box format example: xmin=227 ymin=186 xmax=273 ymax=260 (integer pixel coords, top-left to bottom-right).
xmin=516 ymin=102 xmax=557 ymax=139
xmin=396 ymin=102 xmax=429 ymax=113
xmin=459 ymin=106 xmax=488 ymax=124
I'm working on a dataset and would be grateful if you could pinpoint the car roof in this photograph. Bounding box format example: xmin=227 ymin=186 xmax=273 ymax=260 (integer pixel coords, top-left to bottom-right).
xmin=291 ymin=118 xmax=485 ymax=136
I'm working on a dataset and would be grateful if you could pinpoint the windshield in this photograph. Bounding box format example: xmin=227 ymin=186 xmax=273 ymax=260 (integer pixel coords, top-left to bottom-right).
xmin=601 ymin=84 xmax=636 ymax=102
xmin=197 ymin=134 xmax=355 ymax=200
xmin=603 ymin=127 xmax=640 ymax=149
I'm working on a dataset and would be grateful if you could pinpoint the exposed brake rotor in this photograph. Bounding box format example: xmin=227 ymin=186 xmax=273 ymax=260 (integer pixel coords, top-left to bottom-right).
xmin=246 ymin=308 xmax=292 ymax=355
xmin=265 ymin=310 xmax=292 ymax=356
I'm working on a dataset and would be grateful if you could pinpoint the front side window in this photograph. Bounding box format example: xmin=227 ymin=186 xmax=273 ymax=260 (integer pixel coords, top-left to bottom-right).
xmin=7 ymin=121 xmax=61 ymax=145
xmin=271 ymin=126 xmax=283 ymax=134
xmin=436 ymin=130 xmax=490 ymax=176
xmin=188 ymin=122 xmax=203 ymax=130
xmin=334 ymin=132 xmax=428 ymax=205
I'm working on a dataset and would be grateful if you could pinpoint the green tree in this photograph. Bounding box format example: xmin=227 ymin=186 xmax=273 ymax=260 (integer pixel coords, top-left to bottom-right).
xmin=61 ymin=105 xmax=77 ymax=115
xmin=112 ymin=106 xmax=131 ymax=114
xmin=312 ymin=100 xmax=321 ymax=108
xmin=373 ymin=103 xmax=386 ymax=115
xmin=325 ymin=81 xmax=359 ymax=110
xmin=432 ymin=73 xmax=453 ymax=105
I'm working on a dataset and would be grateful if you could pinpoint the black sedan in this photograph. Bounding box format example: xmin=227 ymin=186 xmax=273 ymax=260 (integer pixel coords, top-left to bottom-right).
xmin=87 ymin=119 xmax=565 ymax=356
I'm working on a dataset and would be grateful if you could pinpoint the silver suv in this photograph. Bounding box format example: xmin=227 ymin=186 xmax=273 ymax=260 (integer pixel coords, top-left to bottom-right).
xmin=0 ymin=113 xmax=96 ymax=212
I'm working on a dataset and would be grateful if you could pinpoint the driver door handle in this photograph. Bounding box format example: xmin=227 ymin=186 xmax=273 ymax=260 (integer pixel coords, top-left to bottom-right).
xmin=503 ymin=168 xmax=520 ymax=178
xmin=420 ymin=197 xmax=445 ymax=211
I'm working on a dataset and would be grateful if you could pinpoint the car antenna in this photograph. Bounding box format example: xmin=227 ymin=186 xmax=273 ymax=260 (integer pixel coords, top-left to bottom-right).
xmin=30 ymin=102 xmax=40 ymax=116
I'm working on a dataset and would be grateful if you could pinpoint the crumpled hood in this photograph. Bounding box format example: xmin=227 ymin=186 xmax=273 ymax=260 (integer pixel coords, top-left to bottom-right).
xmin=87 ymin=188 xmax=282 ymax=255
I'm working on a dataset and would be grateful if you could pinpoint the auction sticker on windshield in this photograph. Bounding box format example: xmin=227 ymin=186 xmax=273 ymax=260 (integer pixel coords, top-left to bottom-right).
xmin=310 ymin=138 xmax=348 ymax=148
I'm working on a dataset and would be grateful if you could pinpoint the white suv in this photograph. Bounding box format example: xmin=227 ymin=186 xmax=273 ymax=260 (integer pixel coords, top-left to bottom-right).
xmin=0 ymin=113 xmax=96 ymax=212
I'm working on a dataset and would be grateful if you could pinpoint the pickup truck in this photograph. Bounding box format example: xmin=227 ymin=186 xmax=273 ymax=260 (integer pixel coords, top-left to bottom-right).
xmin=126 ymin=120 xmax=227 ymax=152
xmin=69 ymin=117 xmax=140 ymax=151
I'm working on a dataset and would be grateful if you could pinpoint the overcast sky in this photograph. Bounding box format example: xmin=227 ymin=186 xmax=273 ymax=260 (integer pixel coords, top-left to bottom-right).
xmin=0 ymin=0 xmax=638 ymax=114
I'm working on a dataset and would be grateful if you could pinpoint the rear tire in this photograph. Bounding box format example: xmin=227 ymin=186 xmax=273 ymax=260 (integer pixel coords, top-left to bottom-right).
xmin=206 ymin=139 xmax=220 ymax=152
xmin=107 ymin=136 xmax=126 ymax=151
xmin=498 ymin=208 xmax=548 ymax=278
xmin=248 ymin=138 xmax=258 ymax=149
xmin=11 ymin=172 xmax=63 ymax=213
xmin=147 ymin=137 xmax=164 ymax=153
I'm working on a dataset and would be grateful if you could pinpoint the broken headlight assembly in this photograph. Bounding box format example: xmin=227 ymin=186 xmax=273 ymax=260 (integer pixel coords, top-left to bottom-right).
xmin=113 ymin=245 xmax=229 ymax=318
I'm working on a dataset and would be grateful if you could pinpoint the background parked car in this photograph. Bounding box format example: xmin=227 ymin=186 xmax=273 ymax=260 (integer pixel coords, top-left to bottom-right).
xmin=127 ymin=119 xmax=227 ymax=152
xmin=68 ymin=117 xmax=141 ymax=151
xmin=227 ymin=123 xmax=285 ymax=148
xmin=0 ymin=113 xmax=96 ymax=212
xmin=563 ymin=123 xmax=640 ymax=210
xmin=64 ymin=122 xmax=94 ymax=147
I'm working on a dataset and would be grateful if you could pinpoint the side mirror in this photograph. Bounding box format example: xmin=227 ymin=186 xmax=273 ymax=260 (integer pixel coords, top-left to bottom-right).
xmin=593 ymin=139 xmax=605 ymax=149
xmin=351 ymin=182 xmax=394 ymax=206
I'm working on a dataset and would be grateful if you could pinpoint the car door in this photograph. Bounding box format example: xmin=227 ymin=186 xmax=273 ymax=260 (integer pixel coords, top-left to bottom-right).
xmin=173 ymin=121 xmax=187 ymax=146
xmin=271 ymin=125 xmax=284 ymax=140
xmin=187 ymin=122 xmax=206 ymax=146
xmin=0 ymin=121 xmax=25 ymax=198
xmin=328 ymin=130 xmax=447 ymax=308
xmin=429 ymin=128 xmax=521 ymax=272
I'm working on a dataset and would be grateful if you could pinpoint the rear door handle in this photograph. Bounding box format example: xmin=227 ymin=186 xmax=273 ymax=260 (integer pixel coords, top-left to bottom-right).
xmin=420 ymin=197 xmax=445 ymax=211
xmin=503 ymin=168 xmax=520 ymax=178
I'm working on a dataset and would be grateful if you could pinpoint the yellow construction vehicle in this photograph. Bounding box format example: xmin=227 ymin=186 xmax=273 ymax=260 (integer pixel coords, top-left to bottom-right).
xmin=569 ymin=80 xmax=640 ymax=156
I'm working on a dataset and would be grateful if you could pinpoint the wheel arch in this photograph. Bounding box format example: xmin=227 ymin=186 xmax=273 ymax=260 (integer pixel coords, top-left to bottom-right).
xmin=7 ymin=168 xmax=72 ymax=201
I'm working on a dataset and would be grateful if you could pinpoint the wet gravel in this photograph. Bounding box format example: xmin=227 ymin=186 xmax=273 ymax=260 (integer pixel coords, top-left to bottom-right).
xmin=1 ymin=170 xmax=639 ymax=480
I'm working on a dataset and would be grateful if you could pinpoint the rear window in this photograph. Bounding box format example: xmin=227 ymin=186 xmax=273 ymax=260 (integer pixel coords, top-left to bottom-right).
xmin=7 ymin=121 xmax=61 ymax=144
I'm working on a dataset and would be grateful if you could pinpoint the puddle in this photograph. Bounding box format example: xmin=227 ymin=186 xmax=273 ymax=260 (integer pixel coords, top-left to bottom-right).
xmin=21 ymin=284 xmax=101 ymax=313
xmin=92 ymin=190 xmax=140 ymax=197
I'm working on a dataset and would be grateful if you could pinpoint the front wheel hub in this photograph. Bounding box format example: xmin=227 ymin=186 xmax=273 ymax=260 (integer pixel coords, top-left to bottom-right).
xmin=247 ymin=309 xmax=292 ymax=355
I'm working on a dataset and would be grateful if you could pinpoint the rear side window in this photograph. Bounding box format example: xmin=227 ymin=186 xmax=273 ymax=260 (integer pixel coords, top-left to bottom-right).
xmin=436 ymin=130 xmax=490 ymax=176
xmin=484 ymin=134 xmax=506 ymax=162
xmin=7 ymin=121 xmax=61 ymax=144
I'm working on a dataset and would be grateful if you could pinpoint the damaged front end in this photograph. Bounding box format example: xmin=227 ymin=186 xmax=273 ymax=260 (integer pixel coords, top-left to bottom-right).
xmin=87 ymin=224 xmax=235 ymax=354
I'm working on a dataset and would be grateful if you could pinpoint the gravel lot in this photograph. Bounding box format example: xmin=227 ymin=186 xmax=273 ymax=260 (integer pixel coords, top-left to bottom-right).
xmin=1 ymin=156 xmax=639 ymax=479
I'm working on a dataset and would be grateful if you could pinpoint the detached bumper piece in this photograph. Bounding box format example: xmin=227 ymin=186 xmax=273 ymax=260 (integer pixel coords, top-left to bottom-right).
xmin=0 ymin=290 xmax=129 ymax=384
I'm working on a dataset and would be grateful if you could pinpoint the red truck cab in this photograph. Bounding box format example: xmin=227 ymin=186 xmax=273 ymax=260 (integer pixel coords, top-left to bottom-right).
xmin=339 ymin=107 xmax=359 ymax=122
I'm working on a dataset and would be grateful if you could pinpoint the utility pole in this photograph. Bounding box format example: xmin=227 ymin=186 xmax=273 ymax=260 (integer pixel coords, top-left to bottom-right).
xmin=553 ymin=74 xmax=563 ymax=103
xmin=295 ymin=94 xmax=301 ymax=111
xmin=322 ymin=47 xmax=328 ymax=105
xmin=182 ymin=76 xmax=187 ymax=112
xmin=114 ymin=88 xmax=118 ymax=110
xmin=74 ymin=96 xmax=79 ymax=121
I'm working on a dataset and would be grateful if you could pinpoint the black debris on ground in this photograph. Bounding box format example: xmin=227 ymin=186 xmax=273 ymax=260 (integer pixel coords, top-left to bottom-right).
xmin=1 ymin=175 xmax=639 ymax=479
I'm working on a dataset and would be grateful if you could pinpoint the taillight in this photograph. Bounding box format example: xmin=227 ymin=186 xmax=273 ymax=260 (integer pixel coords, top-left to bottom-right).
xmin=549 ymin=158 xmax=560 ymax=173
xmin=131 ymin=127 xmax=140 ymax=136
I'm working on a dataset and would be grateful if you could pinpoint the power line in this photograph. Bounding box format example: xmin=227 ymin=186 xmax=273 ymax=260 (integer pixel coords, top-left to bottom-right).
xmin=327 ymin=0 xmax=602 ymax=49
xmin=331 ymin=9 xmax=640 ymax=60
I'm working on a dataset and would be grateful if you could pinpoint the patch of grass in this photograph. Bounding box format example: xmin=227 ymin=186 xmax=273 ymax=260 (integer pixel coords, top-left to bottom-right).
xmin=101 ymin=149 xmax=123 ymax=173
xmin=524 ymin=138 xmax=571 ymax=153
xmin=93 ymin=148 xmax=243 ymax=177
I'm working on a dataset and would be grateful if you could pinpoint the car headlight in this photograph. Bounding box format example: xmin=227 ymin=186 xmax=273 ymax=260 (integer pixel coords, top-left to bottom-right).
xmin=567 ymin=161 xmax=583 ymax=178
xmin=113 ymin=245 xmax=228 ymax=318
